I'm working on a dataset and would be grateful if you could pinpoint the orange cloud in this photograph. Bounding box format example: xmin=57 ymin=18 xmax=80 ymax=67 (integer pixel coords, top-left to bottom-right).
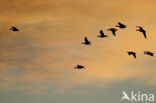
xmin=0 ymin=0 xmax=156 ymax=95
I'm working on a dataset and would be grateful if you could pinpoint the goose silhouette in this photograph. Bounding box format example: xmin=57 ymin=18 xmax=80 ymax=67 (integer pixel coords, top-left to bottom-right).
xmin=82 ymin=37 xmax=91 ymax=45
xmin=10 ymin=26 xmax=19 ymax=32
xmin=144 ymin=51 xmax=154 ymax=57
xmin=97 ymin=30 xmax=108 ymax=38
xmin=127 ymin=51 xmax=136 ymax=59
xmin=74 ymin=65 xmax=85 ymax=69
xmin=116 ymin=22 xmax=126 ymax=29
xmin=136 ymin=26 xmax=146 ymax=39
xmin=107 ymin=28 xmax=117 ymax=36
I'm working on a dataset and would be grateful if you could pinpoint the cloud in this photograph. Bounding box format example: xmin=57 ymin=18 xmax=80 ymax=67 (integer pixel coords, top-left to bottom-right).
xmin=0 ymin=0 xmax=156 ymax=95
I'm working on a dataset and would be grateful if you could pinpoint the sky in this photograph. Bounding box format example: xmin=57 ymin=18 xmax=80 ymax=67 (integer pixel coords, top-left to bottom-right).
xmin=0 ymin=0 xmax=156 ymax=103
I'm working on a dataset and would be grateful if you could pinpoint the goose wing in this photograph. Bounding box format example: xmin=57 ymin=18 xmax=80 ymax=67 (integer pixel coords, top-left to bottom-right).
xmin=132 ymin=53 xmax=136 ymax=59
xmin=84 ymin=37 xmax=89 ymax=43
xmin=118 ymin=22 xmax=124 ymax=26
xmin=100 ymin=30 xmax=104 ymax=36
xmin=142 ymin=30 xmax=146 ymax=39
xmin=112 ymin=30 xmax=116 ymax=36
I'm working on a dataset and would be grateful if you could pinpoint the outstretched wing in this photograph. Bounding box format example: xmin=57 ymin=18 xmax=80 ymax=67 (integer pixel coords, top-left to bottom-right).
xmin=132 ymin=53 xmax=136 ymax=59
xmin=100 ymin=30 xmax=104 ymax=36
xmin=84 ymin=37 xmax=89 ymax=42
xmin=136 ymin=26 xmax=143 ymax=30
xmin=15 ymin=28 xmax=19 ymax=31
xmin=112 ymin=30 xmax=116 ymax=36
xmin=144 ymin=51 xmax=154 ymax=56
xmin=118 ymin=22 xmax=123 ymax=26
xmin=76 ymin=65 xmax=85 ymax=69
xmin=142 ymin=30 xmax=146 ymax=39
xmin=12 ymin=27 xmax=19 ymax=31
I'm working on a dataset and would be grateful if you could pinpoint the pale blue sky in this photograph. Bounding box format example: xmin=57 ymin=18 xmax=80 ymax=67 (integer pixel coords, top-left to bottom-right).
xmin=0 ymin=80 xmax=156 ymax=103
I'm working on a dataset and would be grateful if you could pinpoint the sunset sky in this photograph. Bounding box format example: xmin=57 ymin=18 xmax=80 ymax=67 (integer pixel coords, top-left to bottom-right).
xmin=0 ymin=0 xmax=156 ymax=103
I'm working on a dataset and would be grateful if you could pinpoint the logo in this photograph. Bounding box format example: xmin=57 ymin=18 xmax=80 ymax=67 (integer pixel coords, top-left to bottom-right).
xmin=121 ymin=91 xmax=154 ymax=102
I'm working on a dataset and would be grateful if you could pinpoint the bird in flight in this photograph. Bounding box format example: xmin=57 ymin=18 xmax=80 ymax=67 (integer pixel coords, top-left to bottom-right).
xmin=97 ymin=30 xmax=108 ymax=38
xmin=107 ymin=28 xmax=117 ymax=36
xmin=144 ymin=51 xmax=154 ymax=57
xmin=127 ymin=51 xmax=136 ymax=59
xmin=10 ymin=26 xmax=19 ymax=32
xmin=74 ymin=65 xmax=85 ymax=69
xmin=116 ymin=22 xmax=126 ymax=29
xmin=82 ymin=37 xmax=91 ymax=45
xmin=136 ymin=26 xmax=146 ymax=39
